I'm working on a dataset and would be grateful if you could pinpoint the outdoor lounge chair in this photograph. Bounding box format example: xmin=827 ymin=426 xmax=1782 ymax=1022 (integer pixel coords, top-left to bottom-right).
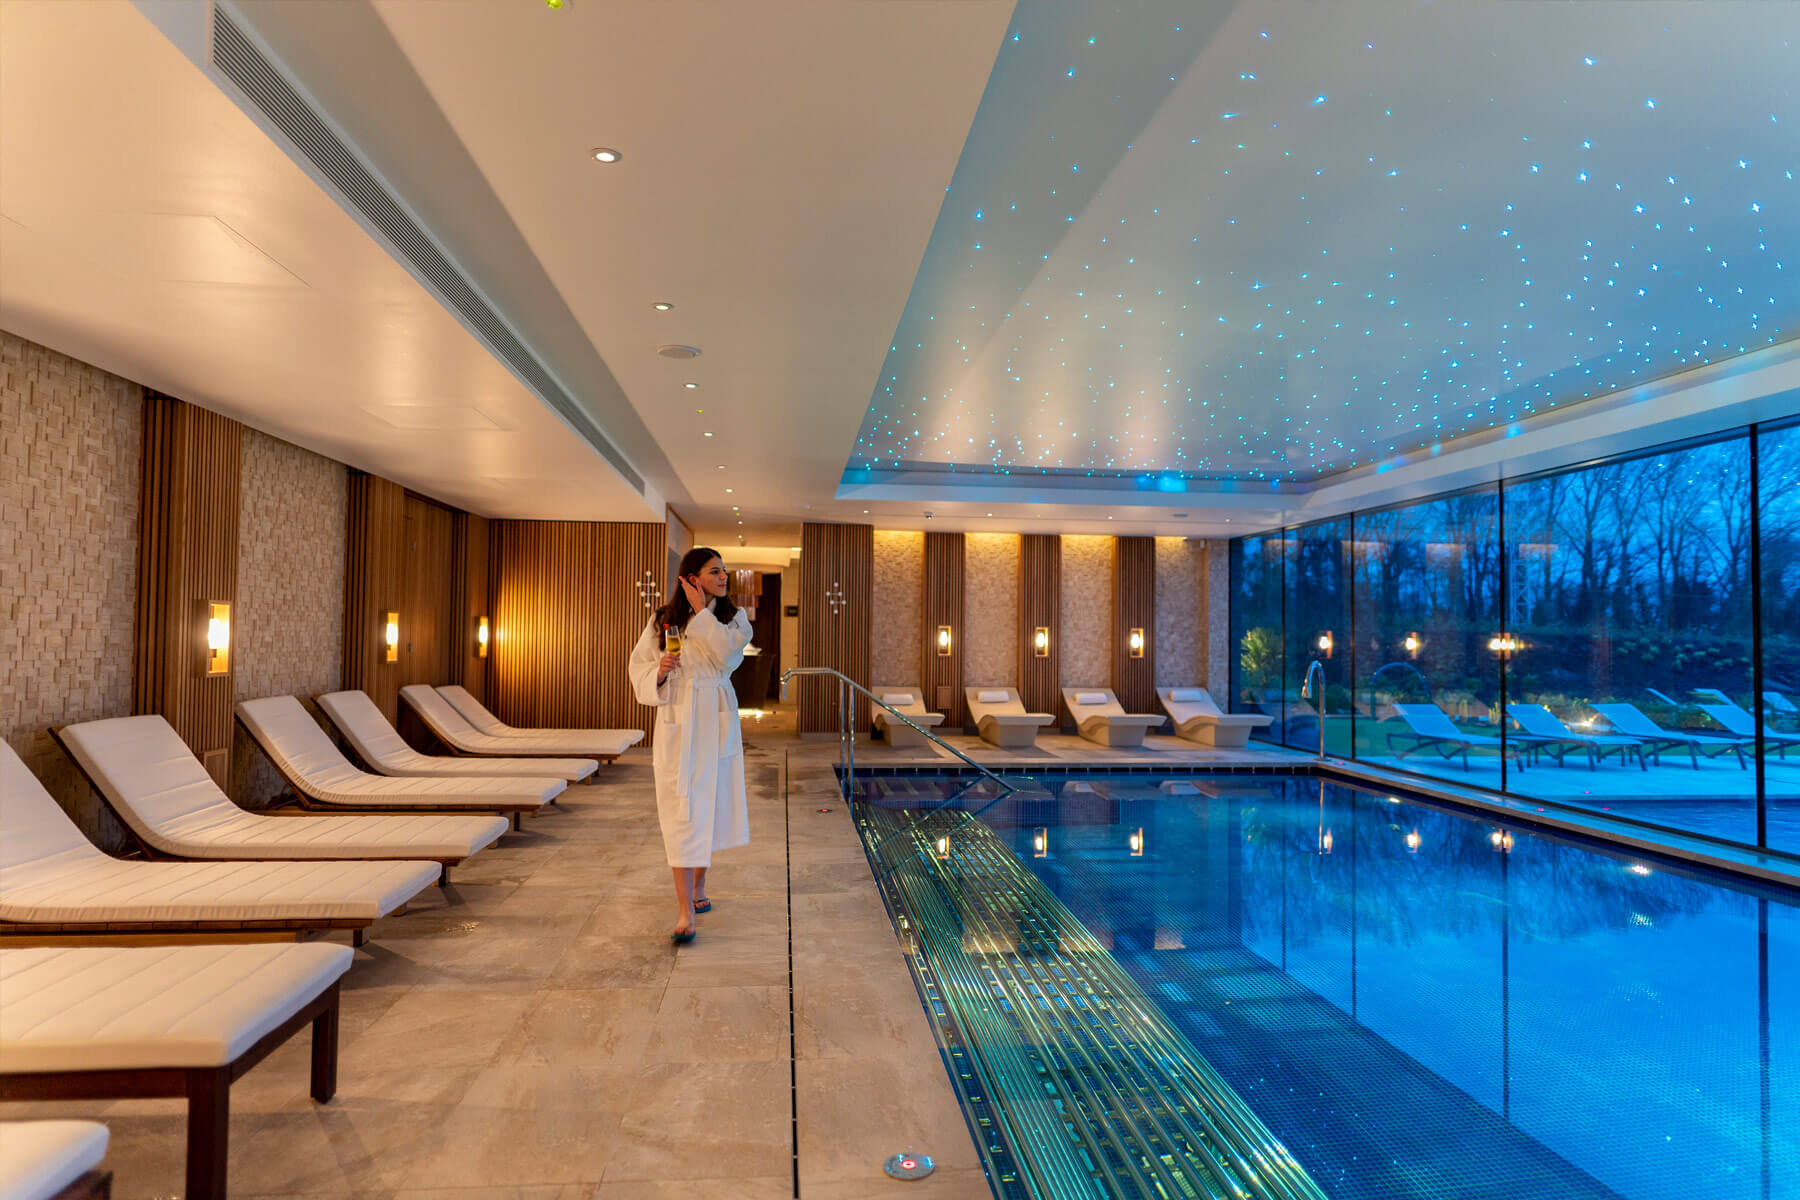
xmin=964 ymin=688 xmax=1054 ymax=749
xmin=51 ymin=715 xmax=508 ymax=882
xmin=1766 ymin=691 xmax=1799 ymax=717
xmin=1505 ymin=704 xmax=1646 ymax=770
xmin=0 ymin=741 xmax=437 ymax=944
xmin=1699 ymin=704 xmax=1800 ymax=758
xmin=870 ymin=687 xmax=944 ymax=749
xmin=435 ymin=686 xmax=644 ymax=760
xmin=1061 ymin=689 xmax=1166 ymax=748
xmin=316 ymin=690 xmax=597 ymax=782
xmin=1156 ymin=688 xmax=1273 ymax=748
xmin=1591 ymin=703 xmax=1750 ymax=769
xmin=1387 ymin=703 xmax=1525 ymax=771
xmin=236 ymin=697 xmax=563 ymax=829
xmin=0 ymin=1121 xmax=109 ymax=1200
xmin=0 ymin=942 xmax=350 ymax=1200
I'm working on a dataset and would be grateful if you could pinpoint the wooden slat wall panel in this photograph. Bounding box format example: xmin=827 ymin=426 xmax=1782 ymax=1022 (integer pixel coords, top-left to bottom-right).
xmin=921 ymin=532 xmax=966 ymax=727
xmin=488 ymin=520 xmax=664 ymax=742
xmin=798 ymin=522 xmax=873 ymax=734
xmin=133 ymin=393 xmax=241 ymax=785
xmin=1113 ymin=536 xmax=1156 ymax=714
xmin=451 ymin=511 xmax=490 ymax=701
xmin=401 ymin=494 xmax=455 ymax=689
xmin=1017 ymin=534 xmax=1061 ymax=715
xmin=342 ymin=472 xmax=408 ymax=723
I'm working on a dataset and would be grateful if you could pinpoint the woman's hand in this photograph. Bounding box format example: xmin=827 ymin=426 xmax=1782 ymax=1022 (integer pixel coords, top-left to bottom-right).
xmin=679 ymin=575 xmax=708 ymax=613
xmin=656 ymin=651 xmax=680 ymax=685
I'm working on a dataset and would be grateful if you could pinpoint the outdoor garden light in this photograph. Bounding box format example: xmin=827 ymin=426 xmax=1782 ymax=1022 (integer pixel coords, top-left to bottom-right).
xmin=1403 ymin=632 xmax=1419 ymax=657
xmin=384 ymin=612 xmax=399 ymax=662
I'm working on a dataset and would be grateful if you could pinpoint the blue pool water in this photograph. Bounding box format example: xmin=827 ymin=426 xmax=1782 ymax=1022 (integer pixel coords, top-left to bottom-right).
xmin=849 ymin=770 xmax=1800 ymax=1200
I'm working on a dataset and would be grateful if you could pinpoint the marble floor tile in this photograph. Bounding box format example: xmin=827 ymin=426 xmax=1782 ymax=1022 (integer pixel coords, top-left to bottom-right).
xmin=801 ymin=1166 xmax=994 ymax=1199
xmin=548 ymin=935 xmax=679 ymax=989
xmin=644 ymin=985 xmax=789 ymax=1063
xmin=665 ymin=933 xmax=789 ymax=989
xmin=491 ymin=988 xmax=662 ymax=1069
xmin=604 ymin=1061 xmax=792 ymax=1183
xmin=795 ymin=1056 xmax=981 ymax=1185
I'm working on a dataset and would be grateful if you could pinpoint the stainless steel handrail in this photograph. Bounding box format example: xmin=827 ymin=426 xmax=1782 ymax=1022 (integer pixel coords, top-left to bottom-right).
xmin=780 ymin=667 xmax=1024 ymax=796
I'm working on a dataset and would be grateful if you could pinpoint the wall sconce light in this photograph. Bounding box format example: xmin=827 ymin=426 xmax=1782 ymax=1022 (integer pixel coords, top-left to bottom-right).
xmin=1032 ymin=827 xmax=1048 ymax=858
xmin=384 ymin=611 xmax=400 ymax=663
xmin=1128 ymin=628 xmax=1145 ymax=658
xmin=1404 ymin=829 xmax=1422 ymax=853
xmin=1317 ymin=828 xmax=1334 ymax=855
xmin=1403 ymin=632 xmax=1420 ymax=658
xmin=936 ymin=625 xmax=952 ymax=656
xmin=1128 ymin=827 xmax=1145 ymax=857
xmin=1316 ymin=631 xmax=1334 ymax=658
xmin=203 ymin=601 xmax=230 ymax=675
xmin=1490 ymin=829 xmax=1514 ymax=853
xmin=476 ymin=616 xmax=490 ymax=659
xmin=1033 ymin=627 xmax=1050 ymax=657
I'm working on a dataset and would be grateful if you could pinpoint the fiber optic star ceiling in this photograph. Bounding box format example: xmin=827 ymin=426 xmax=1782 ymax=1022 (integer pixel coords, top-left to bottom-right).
xmin=848 ymin=0 xmax=1800 ymax=487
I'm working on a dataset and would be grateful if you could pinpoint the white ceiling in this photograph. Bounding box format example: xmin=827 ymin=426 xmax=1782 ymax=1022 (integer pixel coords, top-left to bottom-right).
xmin=0 ymin=0 xmax=655 ymax=521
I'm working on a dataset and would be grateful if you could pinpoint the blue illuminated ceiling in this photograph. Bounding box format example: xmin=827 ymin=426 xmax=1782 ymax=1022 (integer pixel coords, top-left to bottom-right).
xmin=848 ymin=1 xmax=1799 ymax=488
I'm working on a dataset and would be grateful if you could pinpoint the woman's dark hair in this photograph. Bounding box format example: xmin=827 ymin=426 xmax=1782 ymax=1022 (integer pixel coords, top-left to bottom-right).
xmin=653 ymin=546 xmax=738 ymax=630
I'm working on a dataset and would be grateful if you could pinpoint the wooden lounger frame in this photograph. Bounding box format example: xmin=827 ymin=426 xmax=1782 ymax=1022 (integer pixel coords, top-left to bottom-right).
xmin=51 ymin=1170 xmax=112 ymax=1200
xmin=0 ymin=981 xmax=340 ymax=1200
xmin=48 ymin=727 xmax=478 ymax=877
xmin=400 ymin=692 xmax=623 ymax=765
xmin=233 ymin=712 xmax=542 ymax=830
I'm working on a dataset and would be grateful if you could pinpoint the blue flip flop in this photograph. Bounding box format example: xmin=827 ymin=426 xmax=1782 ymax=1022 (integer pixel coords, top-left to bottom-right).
xmin=692 ymin=898 xmax=713 ymax=914
xmin=670 ymin=927 xmax=696 ymax=944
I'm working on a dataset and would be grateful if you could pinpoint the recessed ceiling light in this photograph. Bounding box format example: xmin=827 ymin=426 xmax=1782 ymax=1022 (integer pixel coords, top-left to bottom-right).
xmin=703 ymin=431 xmax=714 ymax=437
xmin=684 ymin=382 xmax=699 ymax=390
xmin=986 ymin=512 xmax=993 ymax=517
xmin=725 ymin=488 xmax=734 ymax=493
xmin=591 ymin=147 xmax=622 ymax=163
xmin=652 ymin=301 xmax=675 ymax=311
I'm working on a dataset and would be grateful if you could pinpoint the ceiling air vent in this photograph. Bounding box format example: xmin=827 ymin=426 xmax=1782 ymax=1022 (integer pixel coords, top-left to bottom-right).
xmin=657 ymin=344 xmax=702 ymax=360
xmin=207 ymin=4 xmax=644 ymax=495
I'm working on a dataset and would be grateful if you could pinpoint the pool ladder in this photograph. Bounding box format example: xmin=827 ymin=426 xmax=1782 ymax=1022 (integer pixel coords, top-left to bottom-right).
xmin=780 ymin=666 xmax=1026 ymax=797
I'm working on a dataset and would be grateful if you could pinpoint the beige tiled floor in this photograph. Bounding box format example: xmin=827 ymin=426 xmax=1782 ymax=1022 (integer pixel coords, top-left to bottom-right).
xmin=0 ymin=716 xmax=999 ymax=1199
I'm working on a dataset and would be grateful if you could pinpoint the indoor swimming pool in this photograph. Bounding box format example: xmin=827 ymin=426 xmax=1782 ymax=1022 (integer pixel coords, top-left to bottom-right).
xmin=848 ymin=769 xmax=1800 ymax=1200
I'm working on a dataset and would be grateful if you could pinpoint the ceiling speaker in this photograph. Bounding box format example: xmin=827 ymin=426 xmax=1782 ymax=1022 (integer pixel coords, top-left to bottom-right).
xmin=657 ymin=344 xmax=702 ymax=360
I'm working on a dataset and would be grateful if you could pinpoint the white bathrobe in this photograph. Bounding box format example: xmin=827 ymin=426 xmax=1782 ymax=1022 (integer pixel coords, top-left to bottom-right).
xmin=628 ymin=605 xmax=753 ymax=867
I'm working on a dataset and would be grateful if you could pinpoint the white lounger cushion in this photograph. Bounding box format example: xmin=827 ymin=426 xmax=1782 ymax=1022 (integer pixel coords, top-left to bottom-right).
xmin=879 ymin=692 xmax=915 ymax=705
xmin=404 ymin=686 xmax=640 ymax=757
xmin=316 ymin=691 xmax=597 ymax=781
xmin=0 ymin=1121 xmax=109 ymax=1200
xmin=435 ymin=686 xmax=644 ymax=756
xmin=1165 ymin=689 xmax=1204 ymax=703
xmin=57 ymin=716 xmax=509 ymax=861
xmin=1072 ymin=691 xmax=1109 ymax=706
xmin=974 ymin=689 xmax=1011 ymax=704
xmin=0 ymin=943 xmax=352 ymax=1071
xmin=1158 ymin=689 xmax=1269 ymax=725
xmin=1 ymin=742 xmax=439 ymax=924
xmin=238 ymin=697 xmax=564 ymax=809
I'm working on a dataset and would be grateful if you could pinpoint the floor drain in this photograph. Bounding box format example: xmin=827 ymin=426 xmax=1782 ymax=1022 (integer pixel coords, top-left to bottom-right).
xmin=882 ymin=1151 xmax=934 ymax=1181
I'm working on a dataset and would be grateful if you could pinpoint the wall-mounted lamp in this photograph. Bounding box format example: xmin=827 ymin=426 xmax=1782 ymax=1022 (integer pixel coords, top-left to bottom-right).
xmin=1317 ymin=828 xmax=1334 ymax=855
xmin=1404 ymin=829 xmax=1422 ymax=854
xmin=1128 ymin=827 xmax=1145 ymax=857
xmin=384 ymin=611 xmax=400 ymax=663
xmin=1128 ymin=628 xmax=1145 ymax=659
xmin=1032 ymin=827 xmax=1048 ymax=858
xmin=934 ymin=835 xmax=951 ymax=860
xmin=1033 ymin=627 xmax=1050 ymax=657
xmin=476 ymin=616 xmax=490 ymax=659
xmin=1490 ymin=829 xmax=1515 ymax=853
xmin=1316 ymin=631 xmax=1334 ymax=658
xmin=1403 ymin=632 xmax=1420 ymax=658
xmin=936 ymin=625 xmax=952 ymax=656
xmin=203 ymin=601 xmax=230 ymax=676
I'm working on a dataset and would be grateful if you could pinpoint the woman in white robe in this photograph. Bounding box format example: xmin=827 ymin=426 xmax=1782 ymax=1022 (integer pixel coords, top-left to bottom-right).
xmin=627 ymin=547 xmax=753 ymax=942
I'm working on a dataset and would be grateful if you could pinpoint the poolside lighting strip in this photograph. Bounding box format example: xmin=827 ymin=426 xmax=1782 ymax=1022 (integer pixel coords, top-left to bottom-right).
xmin=852 ymin=785 xmax=1329 ymax=1200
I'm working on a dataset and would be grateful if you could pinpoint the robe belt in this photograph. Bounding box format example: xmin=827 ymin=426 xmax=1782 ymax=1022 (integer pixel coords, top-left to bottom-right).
xmin=673 ymin=676 xmax=736 ymax=821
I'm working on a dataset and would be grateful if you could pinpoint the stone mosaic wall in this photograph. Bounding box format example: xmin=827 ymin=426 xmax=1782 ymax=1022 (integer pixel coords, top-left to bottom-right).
xmin=231 ymin=427 xmax=348 ymax=809
xmin=1060 ymin=535 xmax=1113 ymax=691
xmin=871 ymin=530 xmax=923 ymax=688
xmin=1154 ymin=537 xmax=1205 ymax=688
xmin=1206 ymin=538 xmax=1229 ymax=696
xmin=0 ymin=330 xmax=141 ymax=849
xmin=963 ymin=533 xmax=1020 ymax=692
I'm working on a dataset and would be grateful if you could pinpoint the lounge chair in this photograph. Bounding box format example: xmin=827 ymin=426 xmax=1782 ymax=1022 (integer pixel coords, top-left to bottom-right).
xmin=316 ymin=690 xmax=597 ymax=782
xmin=435 ymin=686 xmax=644 ymax=760
xmin=0 ymin=1121 xmax=109 ymax=1200
xmin=236 ymin=697 xmax=563 ymax=830
xmin=1156 ymin=688 xmax=1273 ymax=748
xmin=0 ymin=942 xmax=350 ymax=1200
xmin=870 ymin=687 xmax=945 ymax=749
xmin=1061 ymin=689 xmax=1165 ymax=748
xmin=1699 ymin=704 xmax=1800 ymax=758
xmin=1591 ymin=703 xmax=1750 ymax=769
xmin=0 ymin=741 xmax=436 ymax=944
xmin=1505 ymin=704 xmax=1646 ymax=769
xmin=963 ymin=688 xmax=1054 ymax=749
xmin=1766 ymin=691 xmax=1798 ymax=716
xmin=51 ymin=715 xmax=509 ymax=882
xmin=1387 ymin=704 xmax=1526 ymax=771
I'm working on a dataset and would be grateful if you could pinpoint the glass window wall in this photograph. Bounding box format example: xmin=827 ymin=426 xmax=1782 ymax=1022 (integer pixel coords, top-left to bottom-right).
xmin=1762 ymin=419 xmax=1800 ymax=853
xmin=1229 ymin=532 xmax=1287 ymax=744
